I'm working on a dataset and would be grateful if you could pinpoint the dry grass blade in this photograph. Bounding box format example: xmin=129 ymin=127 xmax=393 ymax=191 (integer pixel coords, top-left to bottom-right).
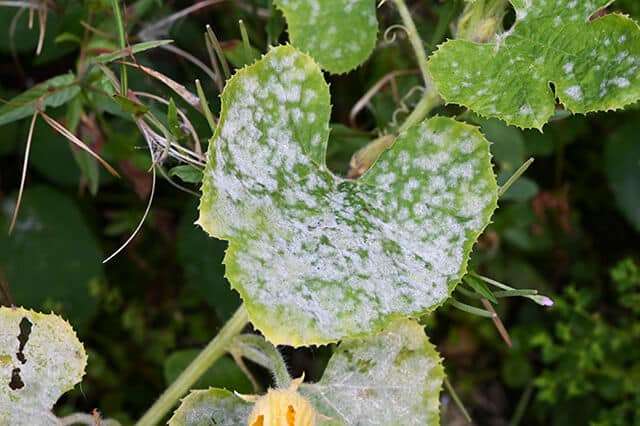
xmin=35 ymin=3 xmax=47 ymax=55
xmin=481 ymin=298 xmax=513 ymax=347
xmin=0 ymin=1 xmax=43 ymax=8
xmin=134 ymin=91 xmax=203 ymax=155
xmin=8 ymin=112 xmax=37 ymax=235
xmin=121 ymin=61 xmax=201 ymax=110
xmin=103 ymin=119 xmax=157 ymax=264
xmin=40 ymin=112 xmax=120 ymax=177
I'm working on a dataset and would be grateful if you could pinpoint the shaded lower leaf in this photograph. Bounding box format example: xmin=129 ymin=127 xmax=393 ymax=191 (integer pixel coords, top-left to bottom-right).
xmin=177 ymin=202 xmax=240 ymax=320
xmin=0 ymin=186 xmax=103 ymax=329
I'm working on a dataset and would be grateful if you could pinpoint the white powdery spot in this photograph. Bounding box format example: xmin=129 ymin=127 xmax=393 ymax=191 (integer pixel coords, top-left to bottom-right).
xmin=565 ymin=85 xmax=583 ymax=101
xmin=563 ymin=62 xmax=574 ymax=74
xmin=612 ymin=77 xmax=631 ymax=88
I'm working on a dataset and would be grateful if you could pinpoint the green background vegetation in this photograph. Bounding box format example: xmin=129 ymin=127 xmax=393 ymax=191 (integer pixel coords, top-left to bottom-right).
xmin=0 ymin=1 xmax=638 ymax=424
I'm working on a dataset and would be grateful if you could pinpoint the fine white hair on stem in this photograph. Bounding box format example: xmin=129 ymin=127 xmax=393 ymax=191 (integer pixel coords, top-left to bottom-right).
xmin=133 ymin=91 xmax=203 ymax=156
xmin=103 ymin=119 xmax=157 ymax=264
xmin=8 ymin=112 xmax=38 ymax=235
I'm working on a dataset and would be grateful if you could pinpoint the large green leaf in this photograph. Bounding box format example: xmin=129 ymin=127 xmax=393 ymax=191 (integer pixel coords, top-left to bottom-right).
xmin=273 ymin=0 xmax=378 ymax=73
xmin=428 ymin=0 xmax=640 ymax=129
xmin=168 ymin=388 xmax=252 ymax=426
xmin=0 ymin=74 xmax=80 ymax=127
xmin=0 ymin=307 xmax=87 ymax=425
xmin=0 ymin=187 xmax=103 ymax=329
xmin=303 ymin=319 xmax=444 ymax=425
xmin=198 ymin=45 xmax=498 ymax=346
xmin=605 ymin=124 xmax=640 ymax=232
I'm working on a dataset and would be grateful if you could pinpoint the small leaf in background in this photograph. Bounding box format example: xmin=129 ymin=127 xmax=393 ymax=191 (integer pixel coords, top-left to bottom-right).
xmin=168 ymin=388 xmax=252 ymax=426
xmin=274 ymin=0 xmax=379 ymax=74
xmin=266 ymin=1 xmax=286 ymax=46
xmin=480 ymin=117 xmax=525 ymax=174
xmin=198 ymin=46 xmax=498 ymax=346
xmin=428 ymin=0 xmax=640 ymax=129
xmin=303 ymin=319 xmax=445 ymax=425
xmin=0 ymin=187 xmax=103 ymax=329
xmin=112 ymin=94 xmax=149 ymax=116
xmin=605 ymin=124 xmax=640 ymax=232
xmin=178 ymin=202 xmax=240 ymax=320
xmin=92 ymin=39 xmax=173 ymax=64
xmin=0 ymin=74 xmax=80 ymax=127
xmin=0 ymin=307 xmax=87 ymax=424
xmin=167 ymin=97 xmax=181 ymax=140
xmin=164 ymin=351 xmax=252 ymax=394
xmin=169 ymin=165 xmax=203 ymax=184
xmin=223 ymin=41 xmax=261 ymax=69
xmin=498 ymin=174 xmax=539 ymax=202
xmin=464 ymin=274 xmax=497 ymax=303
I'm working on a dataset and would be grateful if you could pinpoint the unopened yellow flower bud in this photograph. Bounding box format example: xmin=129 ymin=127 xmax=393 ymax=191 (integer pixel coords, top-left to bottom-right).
xmin=246 ymin=377 xmax=317 ymax=426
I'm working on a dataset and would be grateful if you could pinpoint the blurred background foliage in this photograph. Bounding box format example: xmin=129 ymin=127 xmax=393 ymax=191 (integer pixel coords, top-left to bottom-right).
xmin=0 ymin=1 xmax=638 ymax=425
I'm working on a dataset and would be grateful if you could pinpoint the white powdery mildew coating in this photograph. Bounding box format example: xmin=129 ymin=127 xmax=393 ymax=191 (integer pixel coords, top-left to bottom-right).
xmin=429 ymin=0 xmax=640 ymax=129
xmin=198 ymin=46 xmax=497 ymax=346
xmin=302 ymin=319 xmax=444 ymax=425
xmin=274 ymin=0 xmax=378 ymax=73
xmin=0 ymin=307 xmax=87 ymax=426
xmin=168 ymin=389 xmax=251 ymax=426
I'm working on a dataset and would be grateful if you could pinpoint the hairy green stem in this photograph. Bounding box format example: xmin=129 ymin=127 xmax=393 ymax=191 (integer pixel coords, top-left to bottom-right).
xmin=110 ymin=0 xmax=128 ymax=96
xmin=136 ymin=306 xmax=249 ymax=426
xmin=398 ymin=88 xmax=441 ymax=133
xmin=392 ymin=0 xmax=442 ymax=132
xmin=392 ymin=0 xmax=429 ymax=85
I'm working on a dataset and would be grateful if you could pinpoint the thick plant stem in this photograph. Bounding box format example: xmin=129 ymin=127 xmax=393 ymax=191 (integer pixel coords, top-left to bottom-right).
xmin=392 ymin=0 xmax=429 ymax=86
xmin=136 ymin=305 xmax=249 ymax=426
xmin=399 ymin=88 xmax=440 ymax=133
xmin=392 ymin=0 xmax=442 ymax=131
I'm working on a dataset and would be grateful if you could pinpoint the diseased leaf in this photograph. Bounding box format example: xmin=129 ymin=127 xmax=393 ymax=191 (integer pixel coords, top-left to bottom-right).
xmin=0 ymin=74 xmax=80 ymax=127
xmin=273 ymin=0 xmax=378 ymax=73
xmin=198 ymin=45 xmax=498 ymax=346
xmin=428 ymin=0 xmax=640 ymax=129
xmin=168 ymin=388 xmax=252 ymax=426
xmin=0 ymin=307 xmax=87 ymax=425
xmin=302 ymin=319 xmax=444 ymax=426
